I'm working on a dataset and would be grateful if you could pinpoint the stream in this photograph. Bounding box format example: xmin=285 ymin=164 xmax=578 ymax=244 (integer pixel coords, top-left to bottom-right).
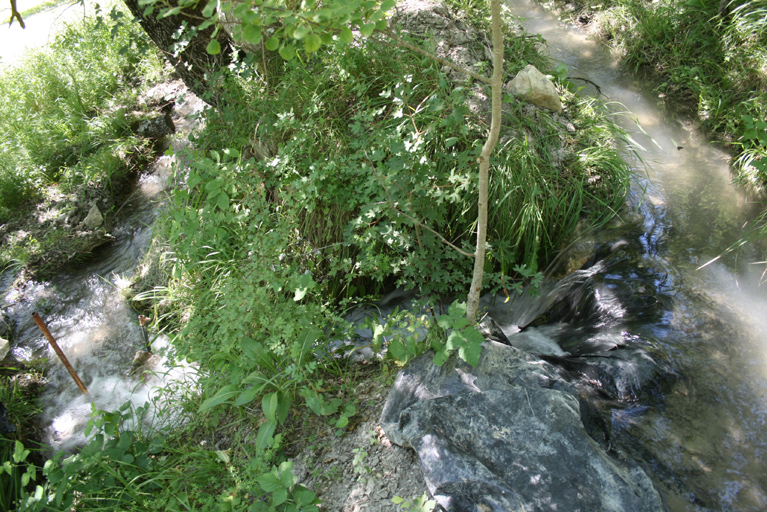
xmin=2 ymin=1 xmax=767 ymax=510
xmin=499 ymin=1 xmax=767 ymax=510
xmin=1 ymin=86 xmax=204 ymax=451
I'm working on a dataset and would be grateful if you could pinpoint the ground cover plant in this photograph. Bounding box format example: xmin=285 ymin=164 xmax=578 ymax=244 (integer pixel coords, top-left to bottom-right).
xmin=4 ymin=1 xmax=634 ymax=510
xmin=0 ymin=5 xmax=165 ymax=275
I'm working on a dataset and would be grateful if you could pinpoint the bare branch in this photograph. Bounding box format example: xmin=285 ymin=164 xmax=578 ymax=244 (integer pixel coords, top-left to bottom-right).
xmin=9 ymin=0 xmax=25 ymax=28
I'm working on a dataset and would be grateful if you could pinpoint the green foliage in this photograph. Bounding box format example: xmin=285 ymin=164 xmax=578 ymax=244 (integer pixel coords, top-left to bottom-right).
xmin=0 ymin=6 xmax=164 ymax=219
xmin=433 ymin=301 xmax=484 ymax=367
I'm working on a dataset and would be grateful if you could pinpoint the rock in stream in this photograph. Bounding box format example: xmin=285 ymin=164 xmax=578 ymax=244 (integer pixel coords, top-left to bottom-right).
xmin=380 ymin=341 xmax=664 ymax=511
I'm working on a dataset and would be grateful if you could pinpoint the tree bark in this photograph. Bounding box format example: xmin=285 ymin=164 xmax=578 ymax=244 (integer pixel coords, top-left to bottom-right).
xmin=122 ymin=0 xmax=234 ymax=106
xmin=466 ymin=0 xmax=503 ymax=324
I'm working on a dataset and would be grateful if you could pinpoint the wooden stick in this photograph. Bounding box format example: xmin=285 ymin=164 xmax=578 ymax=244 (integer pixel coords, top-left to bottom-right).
xmin=32 ymin=313 xmax=89 ymax=395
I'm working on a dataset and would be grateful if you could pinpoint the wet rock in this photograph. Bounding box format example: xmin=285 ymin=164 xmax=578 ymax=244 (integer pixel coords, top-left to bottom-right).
xmin=0 ymin=309 xmax=13 ymax=341
xmin=82 ymin=204 xmax=103 ymax=229
xmin=507 ymin=64 xmax=563 ymax=112
xmin=381 ymin=341 xmax=663 ymax=512
xmin=136 ymin=113 xmax=175 ymax=139
xmin=0 ymin=402 xmax=15 ymax=434
xmin=127 ymin=350 xmax=160 ymax=377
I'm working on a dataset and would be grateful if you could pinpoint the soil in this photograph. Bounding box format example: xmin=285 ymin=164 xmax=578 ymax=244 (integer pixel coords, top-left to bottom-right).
xmin=288 ymin=376 xmax=430 ymax=512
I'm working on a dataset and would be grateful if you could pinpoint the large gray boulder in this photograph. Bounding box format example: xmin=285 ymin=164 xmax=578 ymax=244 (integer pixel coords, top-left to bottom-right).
xmin=380 ymin=341 xmax=663 ymax=512
xmin=507 ymin=64 xmax=563 ymax=112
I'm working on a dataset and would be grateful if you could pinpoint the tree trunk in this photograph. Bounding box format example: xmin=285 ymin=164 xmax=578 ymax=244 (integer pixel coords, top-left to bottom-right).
xmin=466 ymin=0 xmax=503 ymax=324
xmin=122 ymin=0 xmax=234 ymax=106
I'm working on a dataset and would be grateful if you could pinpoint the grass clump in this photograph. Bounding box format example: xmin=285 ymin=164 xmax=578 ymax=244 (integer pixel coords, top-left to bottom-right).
xmin=0 ymin=5 xmax=166 ymax=274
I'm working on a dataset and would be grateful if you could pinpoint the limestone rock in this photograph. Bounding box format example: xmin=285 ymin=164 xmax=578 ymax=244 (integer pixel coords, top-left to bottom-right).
xmin=82 ymin=204 xmax=103 ymax=229
xmin=137 ymin=113 xmax=175 ymax=139
xmin=507 ymin=64 xmax=563 ymax=112
xmin=0 ymin=337 xmax=9 ymax=360
xmin=380 ymin=342 xmax=664 ymax=512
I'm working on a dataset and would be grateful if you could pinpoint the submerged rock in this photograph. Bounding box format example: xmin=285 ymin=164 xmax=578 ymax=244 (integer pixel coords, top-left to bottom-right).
xmin=507 ymin=64 xmax=563 ymax=112
xmin=381 ymin=341 xmax=663 ymax=512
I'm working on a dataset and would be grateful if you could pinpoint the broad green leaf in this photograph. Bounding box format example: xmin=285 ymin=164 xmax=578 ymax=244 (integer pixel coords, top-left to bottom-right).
xmin=273 ymin=488 xmax=288 ymax=506
xmin=243 ymin=24 xmax=262 ymax=44
xmin=234 ymin=385 xmax=261 ymax=406
xmin=216 ymin=191 xmax=229 ymax=210
xmin=460 ymin=340 xmax=482 ymax=367
xmin=206 ymin=39 xmax=221 ymax=55
xmin=359 ymin=23 xmax=375 ymax=37
xmin=279 ymin=461 xmax=295 ymax=487
xmin=202 ymin=0 xmax=217 ymax=17
xmin=256 ymin=420 xmax=277 ymax=453
xmin=381 ymin=0 xmax=396 ymax=10
xmin=198 ymin=384 xmax=239 ymax=412
xmin=276 ymin=390 xmax=291 ymax=424
xmin=340 ymin=26 xmax=353 ymax=43
xmin=433 ymin=349 xmax=449 ymax=366
xmin=293 ymin=24 xmax=311 ymax=40
xmin=256 ymin=471 xmax=282 ymax=492
xmin=304 ymin=33 xmax=322 ymax=53
xmin=262 ymin=392 xmax=278 ymax=422
xmin=265 ymin=36 xmax=280 ymax=51
xmin=279 ymin=44 xmax=296 ymax=60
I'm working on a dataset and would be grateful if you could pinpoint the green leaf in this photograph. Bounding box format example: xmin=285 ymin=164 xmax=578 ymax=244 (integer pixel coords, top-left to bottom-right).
xmin=265 ymin=36 xmax=280 ymax=51
xmin=387 ymin=338 xmax=408 ymax=362
xmin=256 ymin=420 xmax=277 ymax=453
xmin=279 ymin=44 xmax=296 ymax=60
xmin=294 ymin=272 xmax=316 ymax=301
xmin=392 ymin=496 xmax=405 ymax=505
xmin=304 ymin=33 xmax=322 ymax=53
xmin=262 ymin=392 xmax=278 ymax=422
xmin=279 ymin=461 xmax=295 ymax=487
xmin=198 ymin=385 xmax=239 ymax=412
xmin=445 ymin=137 xmax=459 ymax=148
xmin=216 ymin=191 xmax=230 ymax=210
xmin=206 ymin=39 xmax=221 ymax=55
xmin=294 ymin=487 xmax=317 ymax=506
xmin=301 ymin=388 xmax=323 ymax=416
xmin=292 ymin=24 xmax=311 ymax=40
xmin=459 ymin=339 xmax=481 ymax=367
xmin=256 ymin=471 xmax=283 ymax=493
xmin=235 ymin=385 xmax=261 ymax=406
xmin=381 ymin=0 xmax=396 ymax=10
xmin=433 ymin=349 xmax=449 ymax=366
xmin=216 ymin=450 xmax=231 ymax=464
xmin=243 ymin=24 xmax=262 ymax=44
xmin=359 ymin=23 xmax=375 ymax=37
xmin=273 ymin=487 xmax=288 ymax=506
xmin=340 ymin=26 xmax=353 ymax=43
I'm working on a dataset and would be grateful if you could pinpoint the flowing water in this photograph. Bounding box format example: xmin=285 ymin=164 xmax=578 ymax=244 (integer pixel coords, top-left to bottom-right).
xmin=491 ymin=1 xmax=767 ymax=510
xmin=2 ymin=3 xmax=767 ymax=509
xmin=1 ymin=89 xmax=203 ymax=451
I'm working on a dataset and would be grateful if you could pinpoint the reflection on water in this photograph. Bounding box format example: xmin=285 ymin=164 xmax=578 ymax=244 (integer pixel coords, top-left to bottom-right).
xmin=508 ymin=1 xmax=767 ymax=509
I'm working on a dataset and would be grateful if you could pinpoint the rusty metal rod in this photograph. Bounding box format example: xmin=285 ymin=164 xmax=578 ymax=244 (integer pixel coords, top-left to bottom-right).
xmin=32 ymin=312 xmax=89 ymax=395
